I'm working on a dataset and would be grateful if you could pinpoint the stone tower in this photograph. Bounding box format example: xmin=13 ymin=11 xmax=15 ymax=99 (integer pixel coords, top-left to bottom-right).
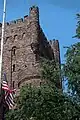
xmin=49 ymin=39 xmax=61 ymax=64
xmin=0 ymin=6 xmax=61 ymax=90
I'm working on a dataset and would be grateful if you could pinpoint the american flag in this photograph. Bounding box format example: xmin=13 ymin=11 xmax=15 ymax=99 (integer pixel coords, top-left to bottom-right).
xmin=2 ymin=73 xmax=16 ymax=109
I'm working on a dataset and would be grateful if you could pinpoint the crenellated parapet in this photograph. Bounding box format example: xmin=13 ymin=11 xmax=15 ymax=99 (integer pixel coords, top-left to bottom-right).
xmin=0 ymin=6 xmax=39 ymax=28
xmin=0 ymin=15 xmax=29 ymax=28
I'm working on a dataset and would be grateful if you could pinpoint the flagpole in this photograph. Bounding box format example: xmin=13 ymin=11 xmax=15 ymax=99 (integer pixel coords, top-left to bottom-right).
xmin=0 ymin=0 xmax=6 ymax=93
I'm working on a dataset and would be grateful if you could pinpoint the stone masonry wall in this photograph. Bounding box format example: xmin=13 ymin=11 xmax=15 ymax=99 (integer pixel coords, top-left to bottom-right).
xmin=0 ymin=6 xmax=61 ymax=90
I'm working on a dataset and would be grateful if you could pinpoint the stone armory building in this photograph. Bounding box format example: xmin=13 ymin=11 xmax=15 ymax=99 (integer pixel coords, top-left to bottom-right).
xmin=0 ymin=6 xmax=61 ymax=90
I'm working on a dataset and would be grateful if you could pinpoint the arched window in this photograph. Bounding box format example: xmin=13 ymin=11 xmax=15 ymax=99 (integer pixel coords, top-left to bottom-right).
xmin=12 ymin=46 xmax=16 ymax=56
xmin=22 ymin=33 xmax=25 ymax=38
xmin=14 ymin=35 xmax=18 ymax=40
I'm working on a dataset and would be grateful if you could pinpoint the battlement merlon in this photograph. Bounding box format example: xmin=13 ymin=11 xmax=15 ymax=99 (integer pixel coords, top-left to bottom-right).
xmin=29 ymin=5 xmax=39 ymax=22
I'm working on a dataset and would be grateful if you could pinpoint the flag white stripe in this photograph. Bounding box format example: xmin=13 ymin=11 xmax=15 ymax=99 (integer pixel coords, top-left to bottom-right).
xmin=6 ymin=93 xmax=14 ymax=107
xmin=2 ymin=86 xmax=9 ymax=89
xmin=2 ymin=78 xmax=16 ymax=109
xmin=8 ymin=94 xmax=14 ymax=105
xmin=2 ymin=83 xmax=8 ymax=86
xmin=2 ymin=83 xmax=9 ymax=87
xmin=2 ymin=81 xmax=7 ymax=84
xmin=6 ymin=98 xmax=13 ymax=108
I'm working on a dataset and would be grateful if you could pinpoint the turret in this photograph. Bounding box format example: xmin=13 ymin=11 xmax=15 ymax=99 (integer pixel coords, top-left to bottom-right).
xmin=49 ymin=39 xmax=60 ymax=64
xmin=29 ymin=5 xmax=39 ymax=23
xmin=29 ymin=6 xmax=40 ymax=59
xmin=49 ymin=39 xmax=61 ymax=88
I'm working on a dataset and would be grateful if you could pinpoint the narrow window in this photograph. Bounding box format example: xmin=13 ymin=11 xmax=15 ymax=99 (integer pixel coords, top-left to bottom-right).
xmin=40 ymin=82 xmax=42 ymax=86
xmin=13 ymin=49 xmax=15 ymax=55
xmin=18 ymin=83 xmax=20 ymax=88
xmin=12 ymin=46 xmax=16 ymax=56
xmin=25 ymin=65 xmax=27 ymax=67
xmin=13 ymin=64 xmax=15 ymax=72
xmin=13 ymin=81 xmax=15 ymax=88
xmin=5 ymin=37 xmax=9 ymax=43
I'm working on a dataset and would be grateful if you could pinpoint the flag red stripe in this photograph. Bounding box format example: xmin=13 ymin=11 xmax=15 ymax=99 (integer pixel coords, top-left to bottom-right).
xmin=2 ymin=75 xmax=16 ymax=109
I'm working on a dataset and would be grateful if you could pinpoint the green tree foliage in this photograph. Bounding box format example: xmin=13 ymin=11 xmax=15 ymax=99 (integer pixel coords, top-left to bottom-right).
xmin=5 ymin=58 xmax=80 ymax=120
xmin=40 ymin=58 xmax=61 ymax=88
xmin=5 ymin=85 xmax=80 ymax=120
xmin=73 ymin=14 xmax=80 ymax=39
xmin=62 ymin=42 xmax=80 ymax=98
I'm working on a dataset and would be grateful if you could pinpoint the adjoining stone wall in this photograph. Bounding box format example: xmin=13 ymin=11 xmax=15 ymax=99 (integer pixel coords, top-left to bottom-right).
xmin=38 ymin=28 xmax=54 ymax=60
xmin=0 ymin=5 xmax=61 ymax=90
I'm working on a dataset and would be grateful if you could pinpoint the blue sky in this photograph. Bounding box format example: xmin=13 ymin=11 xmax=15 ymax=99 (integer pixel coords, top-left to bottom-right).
xmin=0 ymin=0 xmax=80 ymax=63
